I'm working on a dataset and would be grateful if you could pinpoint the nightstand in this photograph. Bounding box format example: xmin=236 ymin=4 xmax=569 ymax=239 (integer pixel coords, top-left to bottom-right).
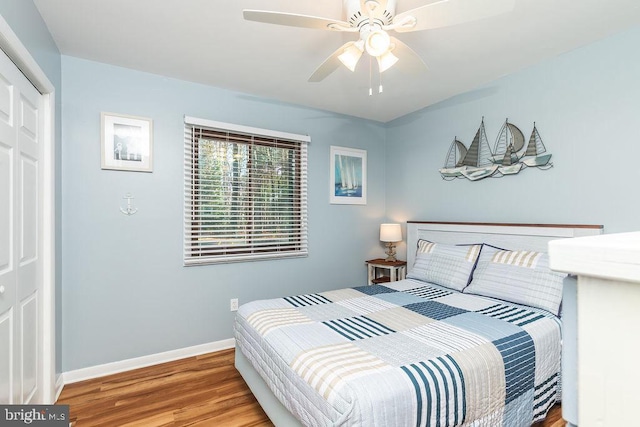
xmin=366 ymin=259 xmax=407 ymax=285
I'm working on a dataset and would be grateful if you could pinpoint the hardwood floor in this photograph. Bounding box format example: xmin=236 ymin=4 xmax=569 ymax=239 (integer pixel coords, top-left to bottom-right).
xmin=57 ymin=349 xmax=271 ymax=426
xmin=57 ymin=348 xmax=565 ymax=426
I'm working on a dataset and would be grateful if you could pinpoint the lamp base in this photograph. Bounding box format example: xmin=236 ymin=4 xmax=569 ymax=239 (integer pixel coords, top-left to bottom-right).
xmin=384 ymin=242 xmax=397 ymax=262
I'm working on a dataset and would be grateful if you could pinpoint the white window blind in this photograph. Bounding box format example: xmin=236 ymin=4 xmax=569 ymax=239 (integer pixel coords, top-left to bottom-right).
xmin=184 ymin=116 xmax=309 ymax=265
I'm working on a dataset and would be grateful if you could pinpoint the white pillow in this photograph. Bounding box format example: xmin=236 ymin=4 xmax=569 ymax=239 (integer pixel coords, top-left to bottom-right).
xmin=407 ymin=240 xmax=482 ymax=292
xmin=463 ymin=245 xmax=566 ymax=315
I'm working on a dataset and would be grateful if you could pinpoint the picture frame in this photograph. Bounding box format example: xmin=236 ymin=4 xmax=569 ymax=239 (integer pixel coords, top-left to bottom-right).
xmin=101 ymin=112 xmax=153 ymax=172
xmin=330 ymin=146 xmax=367 ymax=205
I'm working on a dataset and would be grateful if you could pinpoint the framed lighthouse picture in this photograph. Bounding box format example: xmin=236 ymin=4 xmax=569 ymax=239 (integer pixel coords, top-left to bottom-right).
xmin=330 ymin=146 xmax=367 ymax=205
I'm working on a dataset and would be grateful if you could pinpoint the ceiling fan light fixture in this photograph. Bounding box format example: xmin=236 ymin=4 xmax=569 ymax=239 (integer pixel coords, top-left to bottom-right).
xmin=365 ymin=29 xmax=391 ymax=57
xmin=377 ymin=49 xmax=399 ymax=73
xmin=338 ymin=43 xmax=364 ymax=72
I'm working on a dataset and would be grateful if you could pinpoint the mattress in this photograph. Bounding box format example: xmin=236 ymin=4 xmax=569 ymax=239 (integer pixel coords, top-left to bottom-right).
xmin=234 ymin=279 xmax=561 ymax=426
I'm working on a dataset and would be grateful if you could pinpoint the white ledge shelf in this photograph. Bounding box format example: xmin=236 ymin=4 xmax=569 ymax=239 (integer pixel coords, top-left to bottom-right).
xmin=549 ymin=231 xmax=640 ymax=283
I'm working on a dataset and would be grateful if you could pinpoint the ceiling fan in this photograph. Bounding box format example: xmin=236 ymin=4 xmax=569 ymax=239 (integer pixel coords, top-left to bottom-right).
xmin=243 ymin=0 xmax=515 ymax=84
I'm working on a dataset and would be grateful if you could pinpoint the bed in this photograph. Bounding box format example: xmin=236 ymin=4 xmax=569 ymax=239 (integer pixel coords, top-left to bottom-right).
xmin=234 ymin=221 xmax=603 ymax=426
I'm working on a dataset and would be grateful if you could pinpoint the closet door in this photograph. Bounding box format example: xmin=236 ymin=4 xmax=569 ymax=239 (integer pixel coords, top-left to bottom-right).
xmin=0 ymin=46 xmax=44 ymax=404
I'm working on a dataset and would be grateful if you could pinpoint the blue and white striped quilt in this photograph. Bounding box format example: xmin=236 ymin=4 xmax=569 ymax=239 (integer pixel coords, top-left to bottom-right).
xmin=235 ymin=279 xmax=561 ymax=427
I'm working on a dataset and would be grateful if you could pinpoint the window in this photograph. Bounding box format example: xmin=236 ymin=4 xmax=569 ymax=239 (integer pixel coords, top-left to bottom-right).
xmin=184 ymin=116 xmax=309 ymax=265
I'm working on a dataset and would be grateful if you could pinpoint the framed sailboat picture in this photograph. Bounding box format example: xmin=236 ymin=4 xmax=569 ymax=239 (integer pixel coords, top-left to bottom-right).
xmin=330 ymin=146 xmax=367 ymax=205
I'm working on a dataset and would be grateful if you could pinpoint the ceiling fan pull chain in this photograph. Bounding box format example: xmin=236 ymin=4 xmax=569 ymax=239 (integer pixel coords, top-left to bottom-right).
xmin=379 ymin=68 xmax=383 ymax=94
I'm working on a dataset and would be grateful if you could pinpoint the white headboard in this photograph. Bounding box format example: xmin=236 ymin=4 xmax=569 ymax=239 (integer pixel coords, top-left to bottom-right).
xmin=406 ymin=221 xmax=603 ymax=268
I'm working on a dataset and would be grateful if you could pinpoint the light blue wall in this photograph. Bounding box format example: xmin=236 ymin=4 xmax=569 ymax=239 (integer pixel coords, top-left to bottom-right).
xmin=61 ymin=56 xmax=387 ymax=371
xmin=0 ymin=0 xmax=63 ymax=374
xmin=386 ymin=24 xmax=640 ymax=260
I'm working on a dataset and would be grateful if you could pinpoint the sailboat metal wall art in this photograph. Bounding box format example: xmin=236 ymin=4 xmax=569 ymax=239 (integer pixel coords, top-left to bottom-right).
xmin=439 ymin=118 xmax=553 ymax=181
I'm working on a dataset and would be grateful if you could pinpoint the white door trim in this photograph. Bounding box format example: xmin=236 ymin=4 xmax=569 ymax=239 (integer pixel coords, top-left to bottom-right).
xmin=0 ymin=15 xmax=56 ymax=403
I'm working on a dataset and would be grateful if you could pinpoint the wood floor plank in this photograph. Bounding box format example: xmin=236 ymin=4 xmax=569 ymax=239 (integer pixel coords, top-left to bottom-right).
xmin=57 ymin=348 xmax=563 ymax=426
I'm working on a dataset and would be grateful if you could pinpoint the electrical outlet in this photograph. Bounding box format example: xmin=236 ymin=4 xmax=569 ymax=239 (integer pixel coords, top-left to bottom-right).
xmin=230 ymin=298 xmax=239 ymax=312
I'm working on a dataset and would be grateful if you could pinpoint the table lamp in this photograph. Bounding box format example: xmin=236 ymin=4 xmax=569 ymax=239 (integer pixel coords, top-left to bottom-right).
xmin=380 ymin=223 xmax=402 ymax=262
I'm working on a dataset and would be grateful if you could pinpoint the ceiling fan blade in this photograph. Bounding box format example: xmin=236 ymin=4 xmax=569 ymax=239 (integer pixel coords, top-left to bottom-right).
xmin=390 ymin=37 xmax=428 ymax=74
xmin=243 ymin=9 xmax=352 ymax=31
xmin=393 ymin=0 xmax=515 ymax=33
xmin=308 ymin=42 xmax=357 ymax=82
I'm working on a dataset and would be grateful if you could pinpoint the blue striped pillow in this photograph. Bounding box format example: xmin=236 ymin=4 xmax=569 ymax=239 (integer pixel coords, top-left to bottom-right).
xmin=407 ymin=240 xmax=482 ymax=292
xmin=463 ymin=245 xmax=566 ymax=315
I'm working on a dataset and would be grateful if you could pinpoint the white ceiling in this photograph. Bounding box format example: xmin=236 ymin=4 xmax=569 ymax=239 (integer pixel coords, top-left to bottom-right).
xmin=34 ymin=0 xmax=640 ymax=123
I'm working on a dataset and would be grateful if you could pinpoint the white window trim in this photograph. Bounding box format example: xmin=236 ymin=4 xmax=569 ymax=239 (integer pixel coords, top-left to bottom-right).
xmin=184 ymin=115 xmax=310 ymax=143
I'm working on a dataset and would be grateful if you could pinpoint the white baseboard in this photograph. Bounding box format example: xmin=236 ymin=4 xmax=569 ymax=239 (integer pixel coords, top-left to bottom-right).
xmin=55 ymin=374 xmax=64 ymax=401
xmin=62 ymin=338 xmax=235 ymax=385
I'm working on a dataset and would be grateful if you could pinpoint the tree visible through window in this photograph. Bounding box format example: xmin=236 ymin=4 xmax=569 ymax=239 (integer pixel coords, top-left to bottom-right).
xmin=184 ymin=120 xmax=308 ymax=264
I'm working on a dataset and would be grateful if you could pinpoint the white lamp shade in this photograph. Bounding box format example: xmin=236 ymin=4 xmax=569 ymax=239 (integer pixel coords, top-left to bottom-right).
xmin=365 ymin=30 xmax=391 ymax=57
xmin=338 ymin=44 xmax=363 ymax=72
xmin=376 ymin=50 xmax=399 ymax=73
xmin=380 ymin=223 xmax=402 ymax=242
